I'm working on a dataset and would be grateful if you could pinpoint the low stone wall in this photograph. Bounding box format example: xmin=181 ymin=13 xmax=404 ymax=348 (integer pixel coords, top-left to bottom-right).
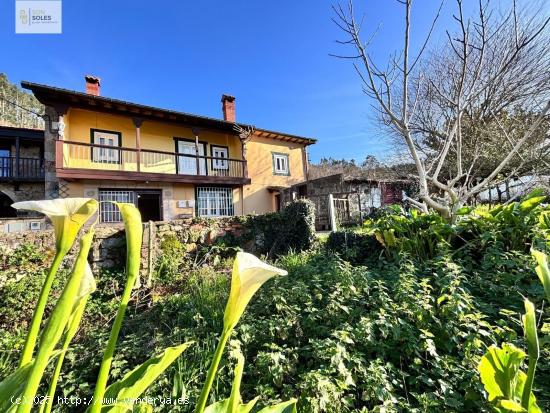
xmin=0 ymin=218 xmax=244 ymax=279
xmin=0 ymin=217 xmax=47 ymax=233
xmin=0 ymin=200 xmax=315 ymax=282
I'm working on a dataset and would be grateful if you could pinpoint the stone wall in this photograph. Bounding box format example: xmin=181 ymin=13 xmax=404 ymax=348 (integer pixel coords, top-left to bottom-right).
xmin=0 ymin=218 xmax=244 ymax=281
xmin=0 ymin=216 xmax=47 ymax=233
xmin=0 ymin=182 xmax=45 ymax=208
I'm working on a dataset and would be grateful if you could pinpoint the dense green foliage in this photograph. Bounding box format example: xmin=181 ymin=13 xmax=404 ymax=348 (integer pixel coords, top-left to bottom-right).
xmin=1 ymin=196 xmax=549 ymax=412
xmin=221 ymin=199 xmax=316 ymax=258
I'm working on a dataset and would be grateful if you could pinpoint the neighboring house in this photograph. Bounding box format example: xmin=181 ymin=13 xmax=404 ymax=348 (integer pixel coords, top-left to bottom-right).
xmin=0 ymin=125 xmax=45 ymax=217
xmin=282 ymin=173 xmax=412 ymax=230
xmin=22 ymin=76 xmax=315 ymax=223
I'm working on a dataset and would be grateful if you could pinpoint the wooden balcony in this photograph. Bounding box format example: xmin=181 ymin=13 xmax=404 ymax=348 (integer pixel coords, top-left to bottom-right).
xmin=0 ymin=156 xmax=44 ymax=182
xmin=55 ymin=140 xmax=250 ymax=185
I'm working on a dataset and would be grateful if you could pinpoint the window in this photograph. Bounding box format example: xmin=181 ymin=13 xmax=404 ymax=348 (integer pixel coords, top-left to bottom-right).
xmin=91 ymin=129 xmax=121 ymax=164
xmin=0 ymin=148 xmax=10 ymax=178
xmin=99 ymin=190 xmax=135 ymax=222
xmin=211 ymin=145 xmax=229 ymax=170
xmin=272 ymin=153 xmax=290 ymax=175
xmin=175 ymin=139 xmax=207 ymax=175
xmin=196 ymin=187 xmax=234 ymax=217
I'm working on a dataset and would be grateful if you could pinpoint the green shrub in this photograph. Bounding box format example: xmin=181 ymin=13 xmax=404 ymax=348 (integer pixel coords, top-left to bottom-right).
xmin=325 ymin=230 xmax=381 ymax=263
xmin=156 ymin=234 xmax=187 ymax=284
xmin=221 ymin=199 xmax=316 ymax=258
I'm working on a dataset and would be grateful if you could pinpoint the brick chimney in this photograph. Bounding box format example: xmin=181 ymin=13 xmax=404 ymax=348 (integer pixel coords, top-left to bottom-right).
xmin=85 ymin=75 xmax=101 ymax=96
xmin=221 ymin=94 xmax=235 ymax=122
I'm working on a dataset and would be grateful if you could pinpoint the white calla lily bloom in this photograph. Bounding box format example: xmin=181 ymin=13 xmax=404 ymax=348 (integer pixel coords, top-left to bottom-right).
xmin=223 ymin=252 xmax=287 ymax=331
xmin=12 ymin=198 xmax=98 ymax=253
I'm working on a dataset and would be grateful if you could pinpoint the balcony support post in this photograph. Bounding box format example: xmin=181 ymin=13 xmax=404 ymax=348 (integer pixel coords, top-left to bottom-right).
xmin=15 ymin=136 xmax=20 ymax=179
xmin=133 ymin=117 xmax=143 ymax=172
xmin=240 ymin=140 xmax=248 ymax=179
xmin=192 ymin=128 xmax=200 ymax=175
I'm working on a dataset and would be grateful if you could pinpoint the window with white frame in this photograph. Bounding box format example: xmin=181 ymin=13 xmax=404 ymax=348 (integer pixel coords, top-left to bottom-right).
xmin=92 ymin=129 xmax=121 ymax=164
xmin=272 ymin=153 xmax=290 ymax=175
xmin=99 ymin=190 xmax=135 ymax=222
xmin=211 ymin=146 xmax=229 ymax=170
xmin=196 ymin=187 xmax=234 ymax=217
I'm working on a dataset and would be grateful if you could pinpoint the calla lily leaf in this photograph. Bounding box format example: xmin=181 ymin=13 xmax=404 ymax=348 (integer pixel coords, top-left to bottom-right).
xmin=223 ymin=252 xmax=287 ymax=331
xmin=18 ymin=229 xmax=95 ymax=413
xmin=0 ymin=351 xmax=63 ymax=413
xmin=531 ymin=249 xmax=550 ymax=303
xmin=204 ymin=399 xmax=258 ymax=413
xmin=95 ymin=342 xmax=193 ymax=413
xmin=256 ymin=400 xmax=298 ymax=413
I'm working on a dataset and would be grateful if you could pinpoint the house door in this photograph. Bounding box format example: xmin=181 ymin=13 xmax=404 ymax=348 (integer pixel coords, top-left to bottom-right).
xmin=177 ymin=140 xmax=206 ymax=175
xmin=136 ymin=191 xmax=162 ymax=222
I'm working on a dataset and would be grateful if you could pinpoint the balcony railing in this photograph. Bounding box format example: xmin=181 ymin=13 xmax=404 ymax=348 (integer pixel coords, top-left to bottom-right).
xmin=0 ymin=157 xmax=44 ymax=181
xmin=58 ymin=140 xmax=247 ymax=180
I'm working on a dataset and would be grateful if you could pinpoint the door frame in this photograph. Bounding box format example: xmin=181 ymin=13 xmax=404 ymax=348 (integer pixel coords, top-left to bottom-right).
xmin=174 ymin=137 xmax=208 ymax=175
xmin=135 ymin=189 xmax=163 ymax=221
xmin=99 ymin=188 xmax=163 ymax=222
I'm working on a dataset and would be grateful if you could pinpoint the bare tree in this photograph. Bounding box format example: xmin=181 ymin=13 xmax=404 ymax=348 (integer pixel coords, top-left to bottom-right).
xmin=333 ymin=0 xmax=550 ymax=219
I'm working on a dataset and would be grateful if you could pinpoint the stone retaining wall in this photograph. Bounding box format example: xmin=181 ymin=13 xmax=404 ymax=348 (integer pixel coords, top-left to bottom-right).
xmin=0 ymin=218 xmax=244 ymax=278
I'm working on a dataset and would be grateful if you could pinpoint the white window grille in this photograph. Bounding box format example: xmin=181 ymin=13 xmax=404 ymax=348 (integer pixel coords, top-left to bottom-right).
xmin=197 ymin=187 xmax=234 ymax=217
xmin=272 ymin=153 xmax=289 ymax=175
xmin=211 ymin=146 xmax=229 ymax=170
xmin=99 ymin=190 xmax=135 ymax=223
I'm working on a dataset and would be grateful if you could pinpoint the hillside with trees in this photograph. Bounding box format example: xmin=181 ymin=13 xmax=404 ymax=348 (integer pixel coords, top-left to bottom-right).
xmin=0 ymin=73 xmax=44 ymax=129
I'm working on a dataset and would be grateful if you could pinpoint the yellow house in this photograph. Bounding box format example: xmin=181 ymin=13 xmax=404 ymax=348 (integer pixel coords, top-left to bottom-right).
xmin=22 ymin=76 xmax=316 ymax=222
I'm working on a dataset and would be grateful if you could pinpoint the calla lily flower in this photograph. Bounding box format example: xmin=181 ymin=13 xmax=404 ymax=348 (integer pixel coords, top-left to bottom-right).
xmin=12 ymin=198 xmax=98 ymax=253
xmin=196 ymin=253 xmax=287 ymax=413
xmin=13 ymin=198 xmax=98 ymax=367
xmin=223 ymin=252 xmax=288 ymax=332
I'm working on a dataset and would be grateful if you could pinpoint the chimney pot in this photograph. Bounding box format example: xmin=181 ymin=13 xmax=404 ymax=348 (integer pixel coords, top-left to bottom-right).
xmin=85 ymin=75 xmax=101 ymax=96
xmin=221 ymin=94 xmax=236 ymax=122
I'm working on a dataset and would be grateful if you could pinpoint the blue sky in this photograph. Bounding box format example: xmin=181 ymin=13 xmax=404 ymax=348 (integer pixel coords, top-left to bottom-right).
xmin=0 ymin=0 xmax=528 ymax=163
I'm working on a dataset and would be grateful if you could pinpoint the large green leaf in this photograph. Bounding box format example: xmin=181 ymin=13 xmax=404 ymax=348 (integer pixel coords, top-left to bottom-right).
xmin=132 ymin=403 xmax=153 ymax=413
xmin=202 ymin=352 xmax=259 ymax=413
xmin=256 ymin=399 xmax=298 ymax=413
xmin=521 ymin=300 xmax=539 ymax=410
xmin=203 ymin=398 xmax=258 ymax=413
xmin=518 ymin=196 xmax=545 ymax=213
xmin=0 ymin=363 xmax=34 ymax=412
xmin=0 ymin=352 xmax=62 ymax=413
xmin=531 ymin=250 xmax=550 ymax=303
xmin=478 ymin=344 xmax=525 ymax=401
xmin=478 ymin=344 xmax=541 ymax=412
xmin=96 ymin=342 xmax=192 ymax=413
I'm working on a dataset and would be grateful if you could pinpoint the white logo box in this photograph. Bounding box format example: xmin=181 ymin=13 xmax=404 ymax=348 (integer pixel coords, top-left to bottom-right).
xmin=16 ymin=0 xmax=62 ymax=34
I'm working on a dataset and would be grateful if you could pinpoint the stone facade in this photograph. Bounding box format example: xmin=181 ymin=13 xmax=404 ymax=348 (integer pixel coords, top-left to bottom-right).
xmin=43 ymin=106 xmax=61 ymax=199
xmin=0 ymin=182 xmax=44 ymax=205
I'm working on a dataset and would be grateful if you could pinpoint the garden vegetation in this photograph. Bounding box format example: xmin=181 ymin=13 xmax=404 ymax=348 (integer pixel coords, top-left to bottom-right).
xmin=0 ymin=195 xmax=549 ymax=412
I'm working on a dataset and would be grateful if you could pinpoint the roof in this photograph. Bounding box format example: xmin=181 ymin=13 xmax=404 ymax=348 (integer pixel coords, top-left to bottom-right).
xmin=21 ymin=81 xmax=317 ymax=146
xmin=0 ymin=125 xmax=44 ymax=140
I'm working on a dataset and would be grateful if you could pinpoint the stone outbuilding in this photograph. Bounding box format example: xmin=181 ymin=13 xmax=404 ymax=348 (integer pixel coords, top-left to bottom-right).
xmin=281 ymin=172 xmax=415 ymax=230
